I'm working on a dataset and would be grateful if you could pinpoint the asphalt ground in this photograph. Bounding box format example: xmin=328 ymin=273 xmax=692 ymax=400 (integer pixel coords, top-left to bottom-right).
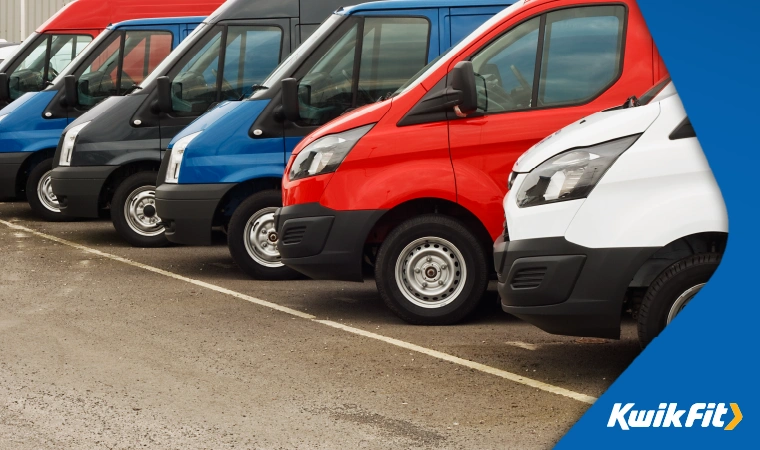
xmin=0 ymin=201 xmax=642 ymax=449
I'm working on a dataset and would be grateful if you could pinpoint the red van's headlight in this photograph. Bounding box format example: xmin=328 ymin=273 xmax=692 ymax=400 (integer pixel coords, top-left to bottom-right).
xmin=289 ymin=124 xmax=374 ymax=181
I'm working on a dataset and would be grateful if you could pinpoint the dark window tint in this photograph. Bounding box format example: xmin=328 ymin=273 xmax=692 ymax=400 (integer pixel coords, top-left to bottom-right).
xmin=78 ymin=31 xmax=173 ymax=108
xmin=221 ymin=26 xmax=282 ymax=100
xmin=8 ymin=34 xmax=92 ymax=100
xmin=358 ymin=17 xmax=429 ymax=102
xmin=297 ymin=16 xmax=429 ymax=127
xmin=171 ymin=25 xmax=282 ymax=115
xmin=471 ymin=17 xmax=540 ymax=113
xmin=537 ymin=6 xmax=625 ymax=107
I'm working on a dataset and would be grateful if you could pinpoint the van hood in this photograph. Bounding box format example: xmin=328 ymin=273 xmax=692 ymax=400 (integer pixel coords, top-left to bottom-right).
xmin=169 ymin=99 xmax=268 ymax=148
xmin=513 ymin=102 xmax=661 ymax=173
xmin=64 ymin=94 xmax=131 ymax=132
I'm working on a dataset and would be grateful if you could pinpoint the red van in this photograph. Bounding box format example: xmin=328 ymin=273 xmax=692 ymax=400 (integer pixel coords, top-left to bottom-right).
xmin=0 ymin=0 xmax=223 ymax=107
xmin=277 ymin=0 xmax=669 ymax=325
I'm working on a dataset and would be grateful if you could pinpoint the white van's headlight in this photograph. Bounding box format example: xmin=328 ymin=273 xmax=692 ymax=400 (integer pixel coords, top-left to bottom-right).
xmin=59 ymin=121 xmax=91 ymax=167
xmin=516 ymin=134 xmax=640 ymax=208
xmin=165 ymin=131 xmax=202 ymax=184
xmin=288 ymin=124 xmax=373 ymax=181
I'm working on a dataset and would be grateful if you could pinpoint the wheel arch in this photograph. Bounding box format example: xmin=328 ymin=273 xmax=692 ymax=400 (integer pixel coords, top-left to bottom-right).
xmin=364 ymin=198 xmax=493 ymax=267
xmin=99 ymin=160 xmax=161 ymax=210
xmin=214 ymin=177 xmax=282 ymax=227
xmin=15 ymin=148 xmax=56 ymax=197
xmin=629 ymin=232 xmax=729 ymax=289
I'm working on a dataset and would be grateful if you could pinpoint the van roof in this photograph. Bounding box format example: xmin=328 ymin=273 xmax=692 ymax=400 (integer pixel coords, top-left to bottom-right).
xmin=109 ymin=17 xmax=206 ymax=30
xmin=206 ymin=0 xmax=347 ymax=24
xmin=342 ymin=0 xmax=512 ymax=15
xmin=37 ymin=0 xmax=222 ymax=33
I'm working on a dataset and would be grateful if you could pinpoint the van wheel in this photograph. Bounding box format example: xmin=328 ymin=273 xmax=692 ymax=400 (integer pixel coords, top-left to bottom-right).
xmin=111 ymin=172 xmax=168 ymax=248
xmin=637 ymin=253 xmax=721 ymax=348
xmin=227 ymin=190 xmax=300 ymax=280
xmin=26 ymin=158 xmax=65 ymax=221
xmin=375 ymin=215 xmax=488 ymax=325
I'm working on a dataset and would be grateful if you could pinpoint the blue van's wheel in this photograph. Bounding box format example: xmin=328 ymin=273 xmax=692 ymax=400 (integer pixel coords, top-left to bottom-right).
xmin=111 ymin=172 xmax=169 ymax=248
xmin=227 ymin=190 xmax=300 ymax=280
xmin=26 ymin=158 xmax=66 ymax=222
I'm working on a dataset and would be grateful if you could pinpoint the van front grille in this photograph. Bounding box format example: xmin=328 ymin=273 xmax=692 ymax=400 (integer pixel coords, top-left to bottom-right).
xmin=510 ymin=267 xmax=547 ymax=290
xmin=282 ymin=225 xmax=307 ymax=245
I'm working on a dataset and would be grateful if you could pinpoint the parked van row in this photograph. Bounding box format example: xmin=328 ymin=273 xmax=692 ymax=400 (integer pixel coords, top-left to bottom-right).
xmin=0 ymin=0 xmax=727 ymax=348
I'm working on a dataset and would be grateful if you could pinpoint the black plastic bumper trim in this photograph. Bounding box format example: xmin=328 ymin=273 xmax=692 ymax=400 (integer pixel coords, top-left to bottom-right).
xmin=50 ymin=166 xmax=117 ymax=218
xmin=276 ymin=203 xmax=387 ymax=282
xmin=0 ymin=152 xmax=31 ymax=199
xmin=154 ymin=183 xmax=235 ymax=246
xmin=494 ymin=236 xmax=658 ymax=339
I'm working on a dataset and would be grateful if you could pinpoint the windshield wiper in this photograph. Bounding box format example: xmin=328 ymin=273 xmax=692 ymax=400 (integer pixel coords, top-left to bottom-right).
xmin=623 ymin=95 xmax=640 ymax=109
xmin=241 ymin=84 xmax=269 ymax=100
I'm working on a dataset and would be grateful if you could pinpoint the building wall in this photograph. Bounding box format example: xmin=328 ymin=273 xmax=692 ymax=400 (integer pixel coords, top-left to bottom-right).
xmin=0 ymin=0 xmax=72 ymax=42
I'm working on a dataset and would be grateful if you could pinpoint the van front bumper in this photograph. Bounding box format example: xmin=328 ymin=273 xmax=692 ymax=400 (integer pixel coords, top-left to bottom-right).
xmin=154 ymin=183 xmax=235 ymax=246
xmin=51 ymin=166 xmax=117 ymax=218
xmin=494 ymin=236 xmax=657 ymax=339
xmin=0 ymin=152 xmax=31 ymax=199
xmin=275 ymin=203 xmax=386 ymax=282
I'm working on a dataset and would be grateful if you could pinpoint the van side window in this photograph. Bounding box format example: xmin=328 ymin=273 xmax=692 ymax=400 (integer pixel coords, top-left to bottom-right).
xmin=537 ymin=6 xmax=625 ymax=107
xmin=171 ymin=25 xmax=283 ymax=115
xmin=471 ymin=17 xmax=541 ymax=113
xmin=78 ymin=30 xmax=173 ymax=108
xmin=470 ymin=5 xmax=626 ymax=115
xmin=297 ymin=16 xmax=430 ymax=127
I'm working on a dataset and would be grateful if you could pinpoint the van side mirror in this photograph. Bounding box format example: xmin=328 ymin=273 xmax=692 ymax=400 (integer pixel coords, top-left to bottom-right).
xmin=0 ymin=73 xmax=9 ymax=102
xmin=155 ymin=76 xmax=173 ymax=113
xmin=281 ymin=78 xmax=300 ymax=122
xmin=63 ymin=75 xmax=78 ymax=107
xmin=448 ymin=61 xmax=478 ymax=116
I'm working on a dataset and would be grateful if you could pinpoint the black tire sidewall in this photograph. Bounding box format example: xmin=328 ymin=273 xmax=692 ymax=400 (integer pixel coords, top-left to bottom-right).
xmin=227 ymin=190 xmax=300 ymax=280
xmin=26 ymin=158 xmax=64 ymax=221
xmin=376 ymin=216 xmax=488 ymax=325
xmin=111 ymin=171 xmax=168 ymax=248
xmin=638 ymin=254 xmax=720 ymax=347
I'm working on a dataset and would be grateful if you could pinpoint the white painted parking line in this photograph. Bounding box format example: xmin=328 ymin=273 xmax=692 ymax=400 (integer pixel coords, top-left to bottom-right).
xmin=0 ymin=219 xmax=598 ymax=405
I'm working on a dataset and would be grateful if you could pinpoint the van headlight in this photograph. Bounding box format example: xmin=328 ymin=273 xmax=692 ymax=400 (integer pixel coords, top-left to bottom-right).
xmin=516 ymin=134 xmax=640 ymax=208
xmin=165 ymin=131 xmax=202 ymax=184
xmin=288 ymin=124 xmax=373 ymax=181
xmin=59 ymin=121 xmax=91 ymax=167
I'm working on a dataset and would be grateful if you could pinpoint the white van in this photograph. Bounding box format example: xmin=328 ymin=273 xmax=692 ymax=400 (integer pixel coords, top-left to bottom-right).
xmin=493 ymin=79 xmax=728 ymax=347
xmin=0 ymin=43 xmax=19 ymax=65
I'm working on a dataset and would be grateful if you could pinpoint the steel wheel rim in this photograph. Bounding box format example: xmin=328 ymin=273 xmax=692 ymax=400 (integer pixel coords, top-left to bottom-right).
xmin=243 ymin=207 xmax=283 ymax=268
xmin=395 ymin=237 xmax=466 ymax=309
xmin=667 ymin=283 xmax=705 ymax=325
xmin=37 ymin=170 xmax=60 ymax=213
xmin=124 ymin=185 xmax=163 ymax=237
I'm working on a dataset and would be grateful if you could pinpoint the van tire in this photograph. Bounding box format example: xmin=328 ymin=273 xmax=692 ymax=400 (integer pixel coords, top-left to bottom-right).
xmin=637 ymin=253 xmax=721 ymax=348
xmin=375 ymin=214 xmax=488 ymax=325
xmin=227 ymin=190 xmax=300 ymax=280
xmin=111 ymin=172 xmax=168 ymax=248
xmin=26 ymin=158 xmax=66 ymax=222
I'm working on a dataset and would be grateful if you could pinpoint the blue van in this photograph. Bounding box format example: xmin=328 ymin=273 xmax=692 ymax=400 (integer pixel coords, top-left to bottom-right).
xmin=50 ymin=0 xmax=348 ymax=247
xmin=152 ymin=0 xmax=511 ymax=280
xmin=0 ymin=17 xmax=204 ymax=220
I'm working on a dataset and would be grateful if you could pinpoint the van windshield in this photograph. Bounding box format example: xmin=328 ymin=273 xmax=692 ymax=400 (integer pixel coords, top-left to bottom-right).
xmin=5 ymin=32 xmax=92 ymax=100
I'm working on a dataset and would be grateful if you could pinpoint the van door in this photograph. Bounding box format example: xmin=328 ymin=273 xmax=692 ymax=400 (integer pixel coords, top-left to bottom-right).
xmin=156 ymin=19 xmax=291 ymax=152
xmin=446 ymin=5 xmax=644 ymax=237
xmin=66 ymin=27 xmax=177 ymax=122
xmin=282 ymin=11 xmax=435 ymax=160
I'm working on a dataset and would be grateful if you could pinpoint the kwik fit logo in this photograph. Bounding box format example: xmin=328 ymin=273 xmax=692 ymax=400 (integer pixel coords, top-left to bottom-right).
xmin=608 ymin=403 xmax=742 ymax=430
